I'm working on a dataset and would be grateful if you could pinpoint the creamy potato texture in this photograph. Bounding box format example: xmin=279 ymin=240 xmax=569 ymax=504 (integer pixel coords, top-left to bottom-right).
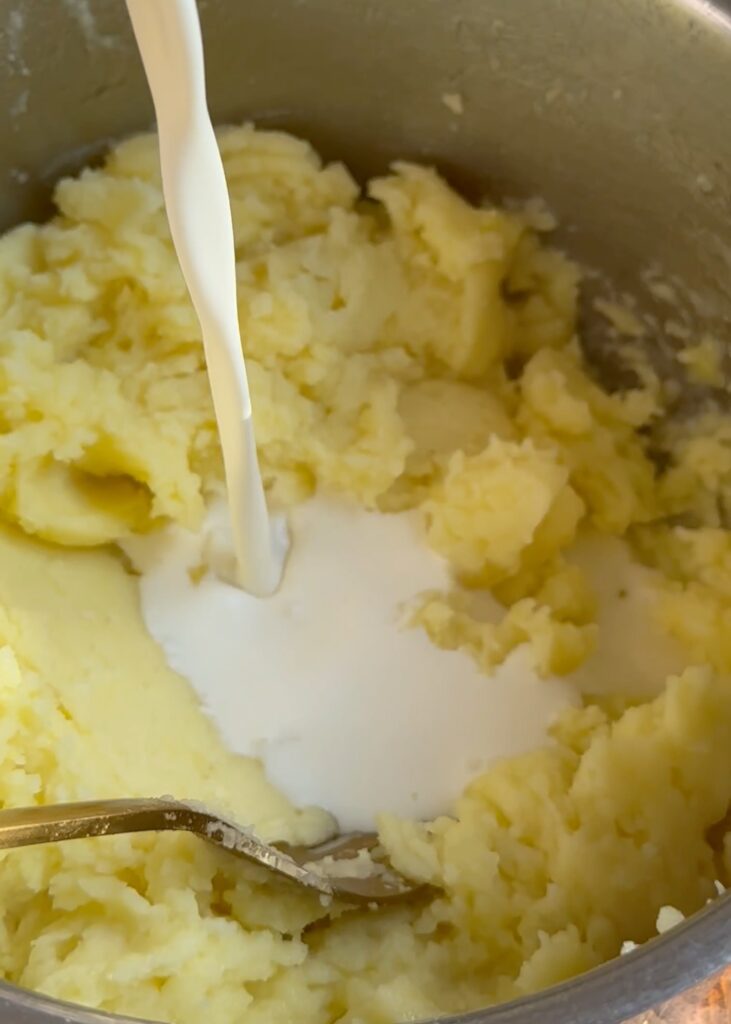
xmin=0 ymin=126 xmax=729 ymax=1023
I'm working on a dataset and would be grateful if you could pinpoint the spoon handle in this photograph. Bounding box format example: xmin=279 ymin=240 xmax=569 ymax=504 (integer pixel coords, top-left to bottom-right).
xmin=0 ymin=797 xmax=333 ymax=895
xmin=0 ymin=798 xmax=197 ymax=849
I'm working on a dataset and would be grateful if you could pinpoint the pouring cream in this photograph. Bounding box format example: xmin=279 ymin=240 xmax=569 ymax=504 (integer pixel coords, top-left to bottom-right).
xmin=126 ymin=0 xmax=285 ymax=596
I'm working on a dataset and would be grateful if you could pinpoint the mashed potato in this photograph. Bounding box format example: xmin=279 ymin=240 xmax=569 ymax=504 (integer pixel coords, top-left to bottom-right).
xmin=0 ymin=125 xmax=728 ymax=1023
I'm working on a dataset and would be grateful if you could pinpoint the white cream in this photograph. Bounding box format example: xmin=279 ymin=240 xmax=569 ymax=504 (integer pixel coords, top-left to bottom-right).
xmin=126 ymin=0 xmax=284 ymax=596
xmin=124 ymin=498 xmax=578 ymax=831
xmin=567 ymin=533 xmax=687 ymax=699
xmin=125 ymin=509 xmax=688 ymax=828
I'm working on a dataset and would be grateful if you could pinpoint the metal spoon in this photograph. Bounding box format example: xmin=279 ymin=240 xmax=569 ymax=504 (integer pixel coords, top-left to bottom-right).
xmin=0 ymin=798 xmax=418 ymax=904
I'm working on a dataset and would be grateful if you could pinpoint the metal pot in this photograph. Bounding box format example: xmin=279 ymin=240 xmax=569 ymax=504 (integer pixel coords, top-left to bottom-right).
xmin=0 ymin=1 xmax=729 ymax=1021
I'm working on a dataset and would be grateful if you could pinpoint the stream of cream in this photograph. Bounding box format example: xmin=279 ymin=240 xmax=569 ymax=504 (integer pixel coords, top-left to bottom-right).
xmin=126 ymin=0 xmax=286 ymax=596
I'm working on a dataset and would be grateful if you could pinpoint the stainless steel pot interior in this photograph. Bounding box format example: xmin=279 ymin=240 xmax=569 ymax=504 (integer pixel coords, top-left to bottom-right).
xmin=0 ymin=1 xmax=730 ymax=1022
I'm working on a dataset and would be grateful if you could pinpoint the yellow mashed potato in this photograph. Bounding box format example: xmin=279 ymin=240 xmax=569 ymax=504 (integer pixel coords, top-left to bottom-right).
xmin=0 ymin=125 xmax=729 ymax=1023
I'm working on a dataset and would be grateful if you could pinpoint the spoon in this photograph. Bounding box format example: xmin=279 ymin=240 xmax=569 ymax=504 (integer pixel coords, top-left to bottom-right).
xmin=0 ymin=798 xmax=418 ymax=904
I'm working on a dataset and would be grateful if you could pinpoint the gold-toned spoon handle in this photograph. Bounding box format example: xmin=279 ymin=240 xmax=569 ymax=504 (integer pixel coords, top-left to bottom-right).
xmin=0 ymin=798 xmax=333 ymax=896
xmin=0 ymin=798 xmax=187 ymax=848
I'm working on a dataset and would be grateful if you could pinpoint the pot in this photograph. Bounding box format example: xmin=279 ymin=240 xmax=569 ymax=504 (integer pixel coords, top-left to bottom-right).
xmin=0 ymin=1 xmax=729 ymax=1022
